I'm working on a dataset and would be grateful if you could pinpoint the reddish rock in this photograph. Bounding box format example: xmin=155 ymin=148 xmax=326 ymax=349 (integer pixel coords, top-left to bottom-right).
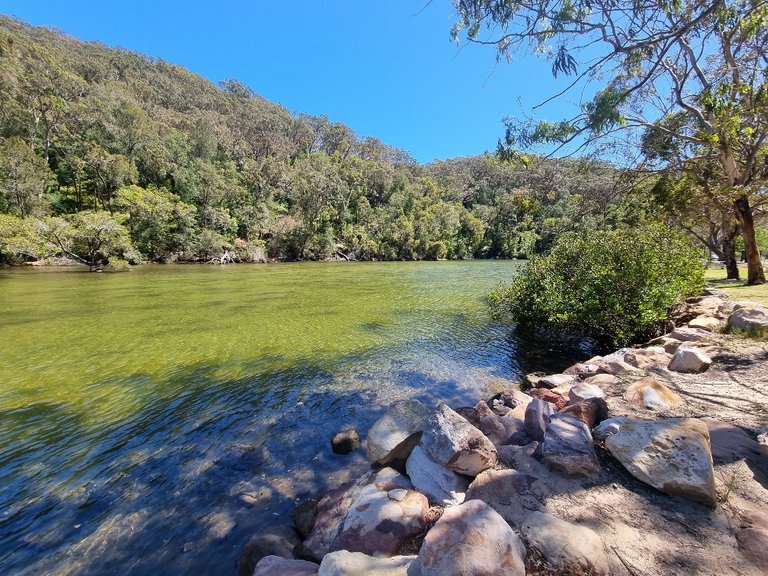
xmin=559 ymin=397 xmax=608 ymax=428
xmin=737 ymin=510 xmax=768 ymax=573
xmin=528 ymin=388 xmax=569 ymax=410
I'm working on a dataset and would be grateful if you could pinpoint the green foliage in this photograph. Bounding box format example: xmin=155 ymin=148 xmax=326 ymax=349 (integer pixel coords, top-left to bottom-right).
xmin=491 ymin=226 xmax=706 ymax=347
xmin=0 ymin=213 xmax=47 ymax=262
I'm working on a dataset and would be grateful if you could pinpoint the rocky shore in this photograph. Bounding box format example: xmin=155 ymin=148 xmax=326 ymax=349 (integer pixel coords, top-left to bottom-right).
xmin=242 ymin=290 xmax=768 ymax=575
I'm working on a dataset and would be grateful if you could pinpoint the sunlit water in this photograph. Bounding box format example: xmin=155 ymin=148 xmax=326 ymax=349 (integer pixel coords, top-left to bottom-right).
xmin=0 ymin=261 xmax=537 ymax=575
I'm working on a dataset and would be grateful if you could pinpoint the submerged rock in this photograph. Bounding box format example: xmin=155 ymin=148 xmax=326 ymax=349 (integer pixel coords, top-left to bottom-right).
xmin=421 ymin=404 xmax=497 ymax=476
xmin=331 ymin=428 xmax=360 ymax=454
xmin=418 ymin=499 xmax=526 ymax=576
xmin=366 ymin=400 xmax=430 ymax=465
xmin=521 ymin=511 xmax=610 ymax=576
xmin=602 ymin=417 xmax=717 ymax=505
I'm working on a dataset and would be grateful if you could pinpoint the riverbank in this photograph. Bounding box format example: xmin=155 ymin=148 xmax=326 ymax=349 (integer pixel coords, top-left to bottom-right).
xmin=244 ymin=289 xmax=768 ymax=575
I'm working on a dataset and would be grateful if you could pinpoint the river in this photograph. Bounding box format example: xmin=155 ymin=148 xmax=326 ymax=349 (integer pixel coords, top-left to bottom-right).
xmin=0 ymin=260 xmax=542 ymax=575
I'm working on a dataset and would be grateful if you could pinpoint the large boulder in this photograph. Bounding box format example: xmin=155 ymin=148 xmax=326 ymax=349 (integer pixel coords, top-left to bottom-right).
xmin=405 ymin=445 xmax=469 ymax=506
xmin=366 ymin=400 xmax=431 ymax=465
xmin=624 ymin=377 xmax=683 ymax=411
xmin=334 ymin=487 xmax=428 ymax=556
xmin=465 ymin=468 xmax=542 ymax=527
xmin=670 ymin=326 xmax=714 ymax=342
xmin=418 ymin=499 xmax=526 ymax=576
xmin=521 ymin=511 xmax=610 ymax=576
xmin=253 ymin=556 xmax=319 ymax=576
xmin=318 ymin=551 xmax=417 ymax=576
xmin=302 ymin=468 xmax=423 ymax=560
xmin=728 ymin=306 xmax=768 ymax=332
xmin=602 ymin=417 xmax=717 ymax=505
xmin=421 ymin=404 xmax=497 ymax=476
xmin=541 ymin=414 xmax=601 ymax=477
xmin=668 ymin=347 xmax=712 ymax=373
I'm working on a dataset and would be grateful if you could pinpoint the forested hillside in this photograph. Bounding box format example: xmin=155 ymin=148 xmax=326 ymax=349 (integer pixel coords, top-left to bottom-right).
xmin=0 ymin=15 xmax=637 ymax=267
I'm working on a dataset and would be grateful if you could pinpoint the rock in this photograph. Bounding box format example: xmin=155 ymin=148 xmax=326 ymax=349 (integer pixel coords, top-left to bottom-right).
xmin=302 ymin=468 xmax=415 ymax=560
xmin=239 ymin=526 xmax=301 ymax=576
xmin=520 ymin=511 xmax=610 ymax=576
xmin=292 ymin=498 xmax=318 ymax=539
xmin=661 ymin=338 xmax=684 ymax=354
xmin=560 ymin=397 xmax=608 ymax=428
xmin=333 ymin=486 xmax=428 ymax=557
xmin=528 ymin=388 xmax=569 ymax=410
xmin=602 ymin=417 xmax=717 ymax=505
xmin=583 ymin=373 xmax=621 ymax=387
xmin=534 ymin=373 xmax=576 ymax=389
xmin=737 ymin=510 xmax=768 ymax=573
xmin=421 ymin=404 xmax=497 ymax=476
xmin=418 ymin=499 xmax=526 ymax=576
xmin=465 ymin=468 xmax=542 ymax=527
xmin=254 ymin=556 xmax=319 ymax=576
xmin=366 ymin=400 xmax=430 ymax=465
xmin=623 ymin=346 xmax=672 ymax=370
xmin=703 ymin=287 xmax=729 ymax=298
xmin=689 ymin=315 xmax=724 ymax=332
xmin=670 ymin=326 xmax=714 ymax=342
xmin=331 ymin=428 xmax=360 ymax=454
xmin=668 ymin=347 xmax=712 ymax=373
xmin=567 ymin=382 xmax=606 ymax=404
xmin=318 ymin=551 xmax=417 ymax=576
xmin=524 ymin=398 xmax=553 ymax=442
xmin=487 ymin=389 xmax=533 ymax=413
xmin=453 ymin=406 xmax=480 ymax=429
xmin=702 ymin=418 xmax=768 ymax=465
xmin=689 ymin=295 xmax=726 ymax=316
xmin=596 ymin=357 xmax=642 ymax=376
xmin=593 ymin=418 xmax=623 ymax=441
xmin=728 ymin=306 xmax=768 ymax=332
xmin=475 ymin=400 xmax=525 ymax=446
xmin=405 ymin=445 xmax=468 ymax=506
xmin=563 ymin=362 xmax=602 ymax=377
xmin=541 ymin=414 xmax=601 ymax=477
xmin=624 ymin=377 xmax=683 ymax=410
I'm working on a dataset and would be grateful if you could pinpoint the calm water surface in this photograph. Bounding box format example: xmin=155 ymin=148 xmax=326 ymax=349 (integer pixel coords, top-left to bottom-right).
xmin=0 ymin=261 xmax=527 ymax=575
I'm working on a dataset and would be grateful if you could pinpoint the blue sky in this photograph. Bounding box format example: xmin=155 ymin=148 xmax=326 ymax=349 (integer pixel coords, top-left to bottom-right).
xmin=2 ymin=1 xmax=587 ymax=163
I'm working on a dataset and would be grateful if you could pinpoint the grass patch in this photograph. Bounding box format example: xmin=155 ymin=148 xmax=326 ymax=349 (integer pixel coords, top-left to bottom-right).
xmin=705 ymin=265 xmax=768 ymax=306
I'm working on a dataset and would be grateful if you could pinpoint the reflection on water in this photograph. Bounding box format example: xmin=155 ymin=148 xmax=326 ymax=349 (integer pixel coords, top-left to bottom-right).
xmin=0 ymin=261 xmax=550 ymax=575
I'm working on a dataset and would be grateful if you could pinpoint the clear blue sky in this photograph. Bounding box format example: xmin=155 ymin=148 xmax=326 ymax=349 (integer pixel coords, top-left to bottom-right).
xmin=2 ymin=1 xmax=584 ymax=163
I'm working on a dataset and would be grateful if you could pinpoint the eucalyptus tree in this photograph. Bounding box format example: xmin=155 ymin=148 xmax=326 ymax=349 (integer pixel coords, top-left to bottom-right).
xmin=454 ymin=0 xmax=768 ymax=283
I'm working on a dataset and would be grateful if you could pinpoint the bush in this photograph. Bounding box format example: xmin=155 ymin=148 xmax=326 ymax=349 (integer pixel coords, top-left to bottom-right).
xmin=491 ymin=225 xmax=705 ymax=347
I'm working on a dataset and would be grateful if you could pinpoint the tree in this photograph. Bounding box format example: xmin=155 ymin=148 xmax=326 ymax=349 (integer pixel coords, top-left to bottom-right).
xmin=40 ymin=210 xmax=135 ymax=270
xmin=0 ymin=136 xmax=53 ymax=217
xmin=454 ymin=0 xmax=768 ymax=283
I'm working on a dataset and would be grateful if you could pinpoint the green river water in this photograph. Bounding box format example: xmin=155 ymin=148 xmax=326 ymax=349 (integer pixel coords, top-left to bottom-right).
xmin=0 ymin=260 xmax=536 ymax=575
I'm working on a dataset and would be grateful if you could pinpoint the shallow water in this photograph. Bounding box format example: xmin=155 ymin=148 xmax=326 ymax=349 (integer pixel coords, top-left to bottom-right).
xmin=0 ymin=260 xmax=529 ymax=575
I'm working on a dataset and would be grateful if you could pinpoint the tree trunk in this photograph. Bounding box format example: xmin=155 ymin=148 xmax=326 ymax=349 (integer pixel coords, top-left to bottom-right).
xmin=734 ymin=194 xmax=765 ymax=285
xmin=722 ymin=215 xmax=740 ymax=280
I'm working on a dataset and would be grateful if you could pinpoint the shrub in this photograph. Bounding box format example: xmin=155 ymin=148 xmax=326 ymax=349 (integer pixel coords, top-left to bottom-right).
xmin=491 ymin=225 xmax=705 ymax=347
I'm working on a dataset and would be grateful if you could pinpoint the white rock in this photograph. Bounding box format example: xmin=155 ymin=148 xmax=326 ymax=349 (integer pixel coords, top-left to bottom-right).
xmin=668 ymin=347 xmax=712 ymax=373
xmin=405 ymin=445 xmax=468 ymax=506
xmin=568 ymin=383 xmax=606 ymax=404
